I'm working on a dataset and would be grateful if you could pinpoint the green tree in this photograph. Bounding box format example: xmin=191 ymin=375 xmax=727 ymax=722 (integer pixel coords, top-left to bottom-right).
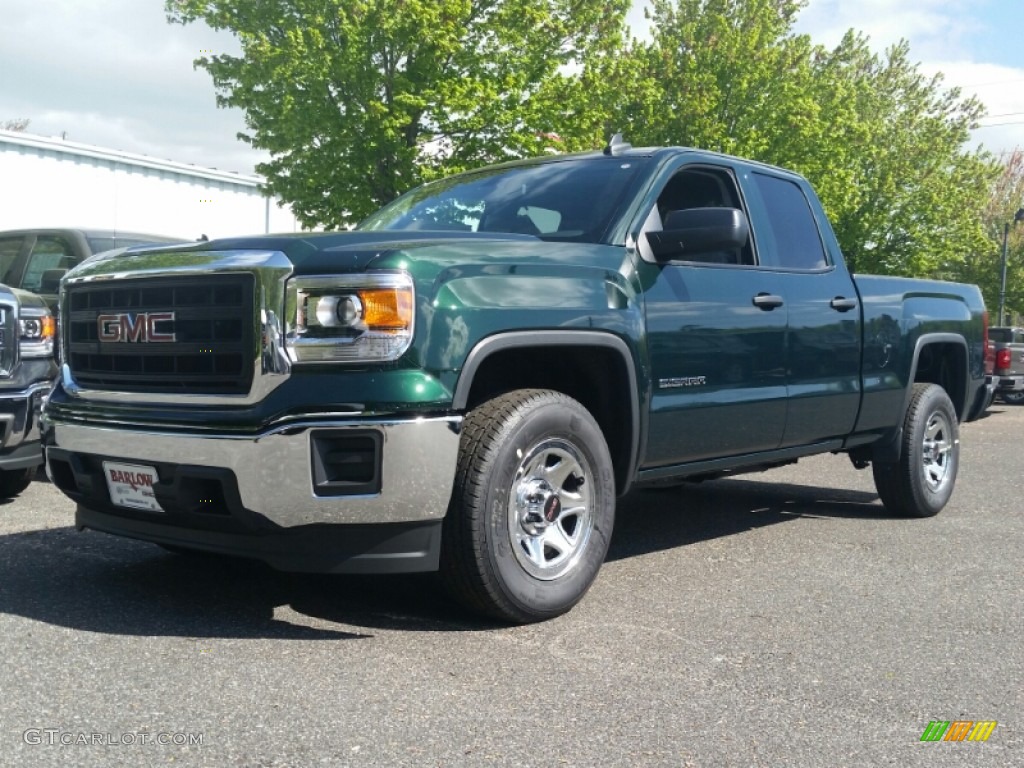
xmin=167 ymin=0 xmax=628 ymax=228
xmin=586 ymin=0 xmax=997 ymax=278
xmin=805 ymin=34 xmax=996 ymax=278
xmin=955 ymin=149 xmax=1024 ymax=322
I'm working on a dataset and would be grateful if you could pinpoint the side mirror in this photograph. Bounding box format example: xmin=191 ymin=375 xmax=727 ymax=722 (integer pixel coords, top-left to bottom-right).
xmin=644 ymin=207 xmax=750 ymax=261
xmin=39 ymin=268 xmax=68 ymax=294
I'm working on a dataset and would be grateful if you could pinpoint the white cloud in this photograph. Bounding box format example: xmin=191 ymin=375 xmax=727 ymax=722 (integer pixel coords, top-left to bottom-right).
xmin=797 ymin=0 xmax=1024 ymax=154
xmin=924 ymin=61 xmax=1024 ymax=155
xmin=1 ymin=0 xmax=264 ymax=174
xmin=796 ymin=0 xmax=980 ymax=58
xmin=626 ymin=0 xmax=653 ymax=37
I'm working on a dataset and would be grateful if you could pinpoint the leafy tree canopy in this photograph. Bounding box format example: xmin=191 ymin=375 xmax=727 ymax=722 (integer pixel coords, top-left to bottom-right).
xmin=170 ymin=0 xmax=1001 ymax=287
xmin=167 ymin=0 xmax=629 ymax=227
xmin=953 ymin=150 xmax=1024 ymax=323
xmin=587 ymin=0 xmax=999 ymax=277
xmin=1 ymin=118 xmax=30 ymax=132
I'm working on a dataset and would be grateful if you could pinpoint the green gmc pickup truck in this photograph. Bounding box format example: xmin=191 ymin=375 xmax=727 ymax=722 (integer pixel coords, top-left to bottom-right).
xmin=42 ymin=140 xmax=991 ymax=622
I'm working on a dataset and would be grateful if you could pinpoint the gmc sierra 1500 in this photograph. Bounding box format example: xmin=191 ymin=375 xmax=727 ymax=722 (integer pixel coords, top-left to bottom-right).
xmin=42 ymin=140 xmax=990 ymax=622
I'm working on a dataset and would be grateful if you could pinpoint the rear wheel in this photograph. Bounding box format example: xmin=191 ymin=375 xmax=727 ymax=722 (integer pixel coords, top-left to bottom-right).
xmin=1000 ymin=390 xmax=1024 ymax=404
xmin=0 ymin=467 xmax=34 ymax=499
xmin=872 ymin=383 xmax=959 ymax=518
xmin=440 ymin=389 xmax=616 ymax=623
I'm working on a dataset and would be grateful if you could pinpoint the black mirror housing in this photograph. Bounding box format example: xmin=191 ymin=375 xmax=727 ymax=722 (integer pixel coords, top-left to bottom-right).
xmin=645 ymin=207 xmax=750 ymax=261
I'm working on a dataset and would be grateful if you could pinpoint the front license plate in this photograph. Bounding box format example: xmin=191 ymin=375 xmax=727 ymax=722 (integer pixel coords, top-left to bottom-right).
xmin=102 ymin=461 xmax=163 ymax=512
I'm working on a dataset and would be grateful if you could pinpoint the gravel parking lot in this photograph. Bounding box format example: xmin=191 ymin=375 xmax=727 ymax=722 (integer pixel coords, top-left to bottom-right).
xmin=1 ymin=405 xmax=1021 ymax=767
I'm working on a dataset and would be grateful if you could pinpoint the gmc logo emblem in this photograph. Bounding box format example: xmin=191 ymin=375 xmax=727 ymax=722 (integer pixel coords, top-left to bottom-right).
xmin=97 ymin=312 xmax=176 ymax=343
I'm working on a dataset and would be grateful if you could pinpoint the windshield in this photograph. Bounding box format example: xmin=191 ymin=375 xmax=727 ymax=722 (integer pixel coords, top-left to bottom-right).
xmin=359 ymin=157 xmax=648 ymax=243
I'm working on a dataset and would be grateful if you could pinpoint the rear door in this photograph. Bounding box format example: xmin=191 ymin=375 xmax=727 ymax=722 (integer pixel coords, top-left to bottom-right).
xmin=742 ymin=172 xmax=862 ymax=447
xmin=638 ymin=161 xmax=788 ymax=467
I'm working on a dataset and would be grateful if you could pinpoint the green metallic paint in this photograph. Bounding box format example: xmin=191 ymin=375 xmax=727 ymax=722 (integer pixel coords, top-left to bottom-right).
xmin=49 ymin=146 xmax=988 ymax=478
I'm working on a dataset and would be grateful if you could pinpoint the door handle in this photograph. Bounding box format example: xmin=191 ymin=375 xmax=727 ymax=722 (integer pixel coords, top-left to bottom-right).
xmin=830 ymin=296 xmax=858 ymax=312
xmin=753 ymin=293 xmax=784 ymax=310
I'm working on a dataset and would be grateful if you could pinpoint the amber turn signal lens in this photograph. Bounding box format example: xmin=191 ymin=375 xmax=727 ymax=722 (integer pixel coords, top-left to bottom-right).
xmin=359 ymin=288 xmax=413 ymax=331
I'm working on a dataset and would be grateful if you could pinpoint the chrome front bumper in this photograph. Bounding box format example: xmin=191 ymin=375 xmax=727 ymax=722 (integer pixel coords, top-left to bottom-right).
xmin=0 ymin=382 xmax=51 ymax=469
xmin=45 ymin=414 xmax=462 ymax=527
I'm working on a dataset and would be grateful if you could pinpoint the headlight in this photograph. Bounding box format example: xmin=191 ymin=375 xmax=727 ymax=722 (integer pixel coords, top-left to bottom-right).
xmin=19 ymin=308 xmax=55 ymax=359
xmin=286 ymin=273 xmax=414 ymax=363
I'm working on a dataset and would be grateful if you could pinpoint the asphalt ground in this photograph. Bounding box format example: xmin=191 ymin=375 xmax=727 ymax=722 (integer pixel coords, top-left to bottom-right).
xmin=0 ymin=404 xmax=1021 ymax=767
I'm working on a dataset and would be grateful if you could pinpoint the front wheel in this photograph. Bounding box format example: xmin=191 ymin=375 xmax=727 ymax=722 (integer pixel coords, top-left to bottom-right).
xmin=440 ymin=389 xmax=616 ymax=623
xmin=872 ymin=383 xmax=959 ymax=518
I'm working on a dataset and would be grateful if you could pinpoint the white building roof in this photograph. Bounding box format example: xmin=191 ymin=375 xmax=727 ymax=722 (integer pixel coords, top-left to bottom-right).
xmin=0 ymin=129 xmax=262 ymax=188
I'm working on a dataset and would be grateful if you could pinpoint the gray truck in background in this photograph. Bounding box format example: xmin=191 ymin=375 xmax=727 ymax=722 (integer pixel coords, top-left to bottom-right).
xmin=0 ymin=229 xmax=181 ymax=498
xmin=990 ymin=326 xmax=1024 ymax=404
xmin=0 ymin=228 xmax=181 ymax=313
xmin=0 ymin=284 xmax=55 ymax=497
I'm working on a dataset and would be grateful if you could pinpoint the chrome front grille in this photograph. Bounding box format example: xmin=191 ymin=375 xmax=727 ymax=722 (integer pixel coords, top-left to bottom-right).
xmin=65 ymin=274 xmax=256 ymax=395
xmin=0 ymin=292 xmax=17 ymax=378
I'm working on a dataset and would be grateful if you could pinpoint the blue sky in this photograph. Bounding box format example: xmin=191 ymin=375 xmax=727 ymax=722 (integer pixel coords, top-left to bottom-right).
xmin=3 ymin=0 xmax=1023 ymax=175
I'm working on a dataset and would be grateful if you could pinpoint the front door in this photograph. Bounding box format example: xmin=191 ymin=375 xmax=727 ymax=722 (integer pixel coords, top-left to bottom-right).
xmin=637 ymin=163 xmax=788 ymax=468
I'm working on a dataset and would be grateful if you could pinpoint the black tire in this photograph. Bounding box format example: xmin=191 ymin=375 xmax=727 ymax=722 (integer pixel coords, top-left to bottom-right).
xmin=872 ymin=383 xmax=959 ymax=518
xmin=0 ymin=467 xmax=34 ymax=499
xmin=1000 ymin=390 xmax=1024 ymax=405
xmin=440 ymin=389 xmax=616 ymax=623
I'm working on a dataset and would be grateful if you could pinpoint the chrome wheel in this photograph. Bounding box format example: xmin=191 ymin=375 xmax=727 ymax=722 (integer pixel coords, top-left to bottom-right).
xmin=441 ymin=389 xmax=615 ymax=622
xmin=508 ymin=438 xmax=595 ymax=581
xmin=921 ymin=410 xmax=954 ymax=492
xmin=873 ymin=383 xmax=959 ymax=519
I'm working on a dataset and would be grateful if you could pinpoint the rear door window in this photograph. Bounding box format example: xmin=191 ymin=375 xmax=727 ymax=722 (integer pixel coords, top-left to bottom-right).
xmin=750 ymin=173 xmax=829 ymax=270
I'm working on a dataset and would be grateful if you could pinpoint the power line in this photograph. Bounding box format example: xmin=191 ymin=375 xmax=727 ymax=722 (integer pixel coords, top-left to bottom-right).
xmin=975 ymin=120 xmax=1024 ymax=128
xmin=981 ymin=111 xmax=1024 ymax=120
xmin=956 ymin=77 xmax=1024 ymax=89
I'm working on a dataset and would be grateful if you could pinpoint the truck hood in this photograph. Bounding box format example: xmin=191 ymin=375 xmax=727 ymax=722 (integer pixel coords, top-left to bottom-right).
xmin=66 ymin=230 xmax=626 ymax=278
xmin=7 ymin=285 xmax=48 ymax=311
